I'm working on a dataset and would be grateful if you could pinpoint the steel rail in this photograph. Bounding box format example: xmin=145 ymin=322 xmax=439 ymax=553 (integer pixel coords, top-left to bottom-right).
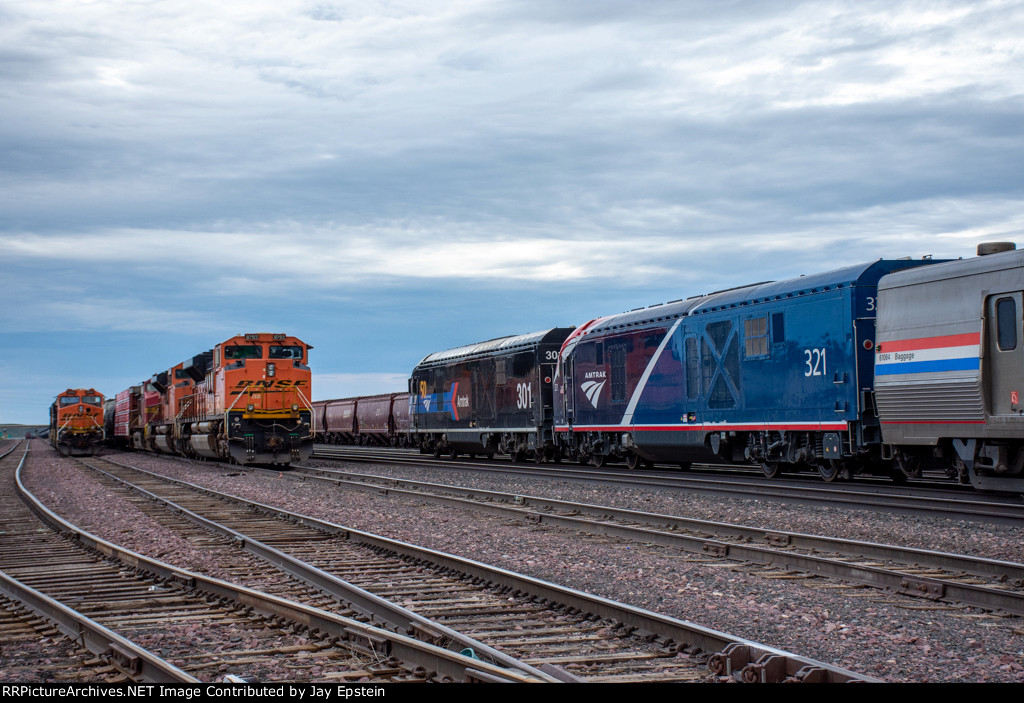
xmin=0 ymin=567 xmax=200 ymax=684
xmin=291 ymin=465 xmax=1024 ymax=616
xmin=312 ymin=446 xmax=1024 ymax=524
xmin=77 ymin=457 xmax=558 ymax=683
xmin=90 ymin=455 xmax=879 ymax=683
xmin=10 ymin=445 xmax=544 ymax=683
xmin=0 ymin=445 xmax=198 ymax=683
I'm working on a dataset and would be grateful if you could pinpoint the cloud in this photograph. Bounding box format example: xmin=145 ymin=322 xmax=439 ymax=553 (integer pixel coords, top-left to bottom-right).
xmin=2 ymin=0 xmax=1023 ymax=420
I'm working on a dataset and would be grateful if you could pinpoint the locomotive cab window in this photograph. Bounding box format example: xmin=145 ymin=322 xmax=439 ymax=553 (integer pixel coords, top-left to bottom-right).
xmin=224 ymin=345 xmax=263 ymax=359
xmin=997 ymin=297 xmax=1018 ymax=351
xmin=82 ymin=395 xmax=102 ymax=405
xmin=60 ymin=396 xmax=79 ymax=405
xmin=269 ymin=345 xmax=303 ymax=360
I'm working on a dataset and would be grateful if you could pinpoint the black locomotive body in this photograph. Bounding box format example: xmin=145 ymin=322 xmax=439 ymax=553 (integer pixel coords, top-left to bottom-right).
xmin=409 ymin=328 xmax=574 ymax=461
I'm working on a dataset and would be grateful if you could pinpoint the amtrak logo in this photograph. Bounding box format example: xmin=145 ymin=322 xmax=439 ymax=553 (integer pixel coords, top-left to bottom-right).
xmin=581 ymin=380 xmax=606 ymax=408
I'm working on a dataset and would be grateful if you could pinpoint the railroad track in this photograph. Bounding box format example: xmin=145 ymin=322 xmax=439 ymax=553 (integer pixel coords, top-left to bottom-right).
xmin=63 ymin=453 xmax=876 ymax=683
xmin=312 ymin=446 xmax=1024 ymax=525
xmin=0 ymin=592 xmax=135 ymax=683
xmin=287 ymin=463 xmax=1024 ymax=617
xmin=0 ymin=443 xmax=544 ymax=683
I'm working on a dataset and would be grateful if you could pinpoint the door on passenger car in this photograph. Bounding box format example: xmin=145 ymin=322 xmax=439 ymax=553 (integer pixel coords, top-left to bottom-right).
xmin=986 ymin=292 xmax=1024 ymax=415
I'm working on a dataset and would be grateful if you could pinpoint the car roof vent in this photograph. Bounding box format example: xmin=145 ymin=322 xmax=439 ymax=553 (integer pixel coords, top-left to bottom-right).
xmin=978 ymin=242 xmax=1016 ymax=256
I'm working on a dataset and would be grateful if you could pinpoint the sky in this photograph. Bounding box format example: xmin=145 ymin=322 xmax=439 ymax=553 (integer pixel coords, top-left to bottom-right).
xmin=2 ymin=0 xmax=1023 ymax=423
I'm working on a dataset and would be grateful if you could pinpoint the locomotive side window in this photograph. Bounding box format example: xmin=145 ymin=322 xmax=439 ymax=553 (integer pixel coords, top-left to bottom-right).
xmin=771 ymin=312 xmax=785 ymax=344
xmin=512 ymin=351 xmax=532 ymax=377
xmin=60 ymin=396 xmax=79 ymax=405
xmin=224 ymin=345 xmax=263 ymax=359
xmin=997 ymin=297 xmax=1017 ymax=351
xmin=743 ymin=316 xmax=768 ymax=358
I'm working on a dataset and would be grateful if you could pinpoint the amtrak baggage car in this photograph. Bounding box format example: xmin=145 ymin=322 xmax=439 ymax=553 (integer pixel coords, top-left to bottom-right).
xmin=875 ymin=244 xmax=1024 ymax=491
xmin=554 ymin=259 xmax=938 ymax=480
xmin=410 ymin=328 xmax=574 ymax=461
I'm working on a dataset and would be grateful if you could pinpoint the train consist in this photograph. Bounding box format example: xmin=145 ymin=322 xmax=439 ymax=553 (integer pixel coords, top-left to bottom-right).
xmin=49 ymin=388 xmax=105 ymax=456
xmin=50 ymin=244 xmax=1022 ymax=490
xmin=317 ymin=243 xmax=1023 ymax=491
xmin=105 ymin=333 xmax=314 ymax=465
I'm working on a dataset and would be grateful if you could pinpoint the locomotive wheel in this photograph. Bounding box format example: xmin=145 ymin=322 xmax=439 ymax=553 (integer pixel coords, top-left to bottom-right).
xmin=449 ymin=447 xmax=458 ymax=461
xmin=625 ymin=452 xmax=641 ymax=471
xmin=510 ymin=450 xmax=523 ymax=463
xmin=817 ymin=460 xmax=841 ymax=482
xmin=486 ymin=452 xmax=495 ymax=460
xmin=677 ymin=462 xmax=692 ymax=471
xmin=895 ymin=452 xmax=922 ymax=479
xmin=533 ymin=450 xmax=545 ymax=465
xmin=433 ymin=445 xmax=442 ymax=459
xmin=590 ymin=454 xmax=607 ymax=468
xmin=760 ymin=461 xmax=781 ymax=479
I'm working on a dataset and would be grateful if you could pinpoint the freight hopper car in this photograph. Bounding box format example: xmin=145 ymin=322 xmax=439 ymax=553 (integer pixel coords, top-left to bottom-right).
xmin=312 ymin=393 xmax=411 ymax=446
xmin=410 ymin=328 xmax=574 ymax=461
xmin=113 ymin=333 xmax=314 ymax=465
xmin=875 ymin=243 xmax=1024 ymax=491
xmin=553 ymin=259 xmax=940 ymax=480
xmin=50 ymin=388 xmax=105 ymax=455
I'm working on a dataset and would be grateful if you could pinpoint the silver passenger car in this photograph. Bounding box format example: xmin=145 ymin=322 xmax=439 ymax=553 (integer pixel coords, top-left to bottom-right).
xmin=875 ymin=243 xmax=1024 ymax=490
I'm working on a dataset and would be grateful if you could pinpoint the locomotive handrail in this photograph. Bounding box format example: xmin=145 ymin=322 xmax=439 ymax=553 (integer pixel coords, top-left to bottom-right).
xmin=295 ymin=386 xmax=316 ymax=437
xmin=175 ymin=397 xmax=193 ymax=421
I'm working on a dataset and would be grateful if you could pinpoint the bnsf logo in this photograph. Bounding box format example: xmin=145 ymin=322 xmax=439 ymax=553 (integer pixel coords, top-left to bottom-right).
xmin=232 ymin=380 xmax=308 ymax=389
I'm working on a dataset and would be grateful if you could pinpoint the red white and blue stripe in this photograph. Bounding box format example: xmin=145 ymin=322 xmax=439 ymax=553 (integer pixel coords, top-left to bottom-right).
xmin=875 ymin=333 xmax=980 ymax=376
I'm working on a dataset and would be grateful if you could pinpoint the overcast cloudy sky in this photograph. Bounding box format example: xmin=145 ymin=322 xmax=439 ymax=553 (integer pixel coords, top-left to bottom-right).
xmin=2 ymin=0 xmax=1023 ymax=423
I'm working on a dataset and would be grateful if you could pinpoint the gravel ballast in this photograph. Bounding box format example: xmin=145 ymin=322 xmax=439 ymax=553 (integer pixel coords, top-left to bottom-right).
xmin=15 ymin=442 xmax=1024 ymax=683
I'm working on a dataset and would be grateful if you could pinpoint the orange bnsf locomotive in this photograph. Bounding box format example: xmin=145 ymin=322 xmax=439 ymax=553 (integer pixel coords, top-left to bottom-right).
xmin=50 ymin=388 xmax=105 ymax=455
xmin=112 ymin=333 xmax=314 ymax=465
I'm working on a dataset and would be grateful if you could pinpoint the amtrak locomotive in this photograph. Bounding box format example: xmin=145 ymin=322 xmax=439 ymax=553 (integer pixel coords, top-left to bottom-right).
xmin=390 ymin=243 xmax=1023 ymax=490
xmin=552 ymin=258 xmax=936 ymax=481
xmin=409 ymin=328 xmax=574 ymax=461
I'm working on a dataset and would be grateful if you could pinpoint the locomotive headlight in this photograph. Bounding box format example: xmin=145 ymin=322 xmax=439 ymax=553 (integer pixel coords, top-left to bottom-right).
xmin=291 ymin=404 xmax=298 ymax=411
xmin=246 ymin=404 xmax=255 ymax=412
xmin=267 ymin=363 xmax=276 ymax=377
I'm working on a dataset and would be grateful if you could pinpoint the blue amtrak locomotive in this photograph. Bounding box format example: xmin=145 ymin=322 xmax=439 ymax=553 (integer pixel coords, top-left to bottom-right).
xmin=552 ymin=259 xmax=942 ymax=481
